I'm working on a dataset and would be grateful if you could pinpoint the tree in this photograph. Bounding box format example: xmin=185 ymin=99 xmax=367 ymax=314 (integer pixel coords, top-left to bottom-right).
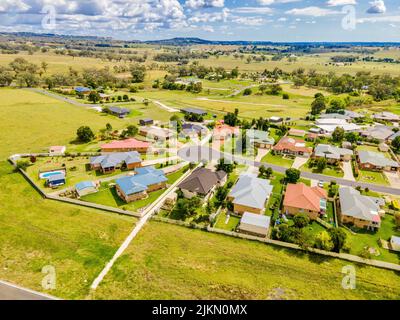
xmin=130 ymin=64 xmax=146 ymax=83
xmin=316 ymin=157 xmax=327 ymax=172
xmin=259 ymin=165 xmax=273 ymax=179
xmin=243 ymin=88 xmax=252 ymax=96
xmin=394 ymin=212 xmax=400 ymax=228
xmin=215 ymin=158 xmax=236 ymax=174
xmin=391 ymin=136 xmax=400 ymax=153
xmin=344 ymin=132 xmax=359 ymax=144
xmin=88 ymin=91 xmax=100 ymax=103
xmin=293 ymin=213 xmax=310 ymax=229
xmin=170 ymin=197 xmax=202 ymax=220
xmin=311 ymin=97 xmax=326 ymax=115
xmin=120 ymin=125 xmax=138 ymax=138
xmin=106 ymin=123 xmax=113 ymax=132
xmin=332 ymin=127 xmax=345 ymax=142
xmin=76 ymin=126 xmax=95 ymax=142
xmin=314 ymin=231 xmax=334 ymax=251
xmin=328 ymin=228 xmax=347 ymax=253
xmin=285 ymin=168 xmax=300 ymax=183
xmin=170 ymin=114 xmax=182 ymax=133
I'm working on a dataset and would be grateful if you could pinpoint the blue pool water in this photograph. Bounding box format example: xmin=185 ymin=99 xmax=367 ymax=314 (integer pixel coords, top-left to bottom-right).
xmin=39 ymin=171 xmax=64 ymax=179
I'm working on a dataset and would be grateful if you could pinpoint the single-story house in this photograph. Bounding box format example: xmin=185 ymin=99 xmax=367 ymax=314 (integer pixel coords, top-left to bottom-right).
xmin=316 ymin=118 xmax=349 ymax=126
xmin=360 ymin=125 xmax=394 ymax=142
xmin=90 ymin=151 xmax=142 ymax=173
xmin=313 ymin=144 xmax=353 ymax=163
xmin=49 ymin=146 xmax=66 ymax=156
xmin=309 ymin=127 xmax=322 ymax=134
xmin=269 ymin=116 xmax=283 ymax=123
xmin=316 ymin=121 xmax=361 ymax=134
xmin=227 ymin=174 xmax=273 ymax=215
xmin=344 ymin=110 xmax=363 ymax=119
xmin=178 ymin=167 xmax=227 ymax=199
xmin=115 ymin=166 xmax=167 ymax=203
xmin=338 ymin=187 xmax=384 ymax=230
xmin=390 ymin=236 xmax=400 ymax=252
xmin=75 ymin=181 xmax=97 ymax=197
xmin=357 ymin=150 xmax=399 ymax=172
xmin=181 ymin=107 xmax=207 ymax=116
xmin=107 ymin=106 xmax=131 ymax=118
xmin=213 ymin=124 xmax=240 ymax=141
xmin=342 ymin=141 xmax=353 ymax=150
xmin=246 ymin=129 xmax=275 ymax=149
xmin=273 ymin=137 xmax=312 ymax=157
xmin=238 ymin=212 xmax=271 ymax=237
xmin=319 ymin=113 xmax=351 ymax=121
xmin=139 ymin=118 xmax=154 ymax=126
xmin=283 ymin=183 xmax=327 ymax=220
xmin=379 ymin=143 xmax=390 ymax=152
xmin=288 ymin=129 xmax=306 ymax=137
xmin=99 ymin=93 xmax=111 ymax=102
xmin=306 ymin=133 xmax=318 ymax=142
xmin=139 ymin=126 xmax=175 ymax=141
xmin=101 ymin=138 xmax=151 ymax=153
xmin=181 ymin=123 xmax=208 ymax=138
xmin=75 ymin=86 xmax=91 ymax=94
xmin=373 ymin=112 xmax=400 ymax=123
xmin=46 ymin=172 xmax=66 ymax=188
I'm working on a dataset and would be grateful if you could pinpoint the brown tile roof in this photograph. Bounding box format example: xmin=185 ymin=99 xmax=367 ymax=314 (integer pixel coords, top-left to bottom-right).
xmin=273 ymin=136 xmax=312 ymax=154
xmin=178 ymin=168 xmax=227 ymax=195
xmin=283 ymin=183 xmax=327 ymax=212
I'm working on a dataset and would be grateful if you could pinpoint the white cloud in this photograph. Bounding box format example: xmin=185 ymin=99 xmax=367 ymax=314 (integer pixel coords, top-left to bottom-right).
xmin=366 ymin=0 xmax=386 ymax=14
xmin=185 ymin=0 xmax=224 ymax=9
xmin=233 ymin=7 xmax=273 ymax=14
xmin=358 ymin=15 xmax=400 ymax=23
xmin=326 ymin=0 xmax=356 ymax=6
xmin=188 ymin=8 xmax=229 ymax=23
xmin=286 ymin=6 xmax=340 ymax=17
xmin=257 ymin=0 xmax=300 ymax=4
xmin=0 ymin=0 xmax=30 ymax=12
xmin=231 ymin=16 xmax=265 ymax=26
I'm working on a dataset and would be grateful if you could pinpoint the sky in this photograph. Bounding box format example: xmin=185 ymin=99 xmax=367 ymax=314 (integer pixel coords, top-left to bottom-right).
xmin=0 ymin=0 xmax=399 ymax=41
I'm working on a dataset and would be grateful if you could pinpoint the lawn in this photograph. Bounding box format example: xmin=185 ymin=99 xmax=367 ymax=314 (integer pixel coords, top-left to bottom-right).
xmin=357 ymin=170 xmax=390 ymax=186
xmin=300 ymin=162 xmax=344 ymax=178
xmin=214 ymin=212 xmax=240 ymax=231
xmin=92 ymin=221 xmax=400 ymax=300
xmin=357 ymin=145 xmax=392 ymax=159
xmin=343 ymin=214 xmax=400 ymax=264
xmin=0 ymin=161 xmax=134 ymax=299
xmin=261 ymin=152 xmax=294 ymax=168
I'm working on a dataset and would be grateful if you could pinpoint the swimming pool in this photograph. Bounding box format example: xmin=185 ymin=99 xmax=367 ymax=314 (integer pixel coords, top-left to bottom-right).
xmin=39 ymin=170 xmax=65 ymax=179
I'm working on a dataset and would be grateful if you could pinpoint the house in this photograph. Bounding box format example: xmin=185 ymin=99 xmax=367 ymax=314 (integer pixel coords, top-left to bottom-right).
xmin=309 ymin=128 xmax=322 ymax=134
xmin=306 ymin=133 xmax=318 ymax=142
xmin=139 ymin=126 xmax=175 ymax=141
xmin=46 ymin=172 xmax=66 ymax=188
xmin=49 ymin=146 xmax=66 ymax=156
xmin=338 ymin=187 xmax=384 ymax=230
xmin=269 ymin=116 xmax=283 ymax=123
xmin=379 ymin=142 xmax=390 ymax=152
xmin=319 ymin=113 xmax=351 ymax=121
xmin=115 ymin=166 xmax=167 ymax=203
xmin=273 ymin=137 xmax=312 ymax=157
xmin=288 ymin=129 xmax=306 ymax=137
xmin=99 ymin=93 xmax=111 ymax=102
xmin=357 ymin=150 xmax=399 ymax=172
xmin=316 ymin=118 xmax=349 ymax=126
xmin=373 ymin=112 xmax=400 ymax=123
xmin=75 ymin=86 xmax=91 ymax=95
xmin=75 ymin=181 xmax=97 ymax=197
xmin=101 ymin=138 xmax=151 ymax=153
xmin=360 ymin=126 xmax=394 ymax=142
xmin=178 ymin=168 xmax=227 ymax=199
xmin=227 ymin=174 xmax=273 ymax=215
xmin=313 ymin=144 xmax=353 ymax=163
xmin=238 ymin=212 xmax=271 ymax=237
xmin=139 ymin=118 xmax=154 ymax=126
xmin=246 ymin=129 xmax=275 ymax=149
xmin=90 ymin=152 xmax=142 ymax=173
xmin=107 ymin=106 xmax=131 ymax=118
xmin=213 ymin=124 xmax=240 ymax=141
xmin=344 ymin=110 xmax=363 ymax=119
xmin=315 ymin=118 xmax=361 ymax=134
xmin=181 ymin=107 xmax=207 ymax=116
xmin=181 ymin=123 xmax=208 ymax=138
xmin=283 ymin=183 xmax=327 ymax=220
xmin=390 ymin=236 xmax=400 ymax=252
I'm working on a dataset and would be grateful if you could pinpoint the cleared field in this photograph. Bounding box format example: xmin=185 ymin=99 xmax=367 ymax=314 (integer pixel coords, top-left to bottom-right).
xmin=92 ymin=221 xmax=400 ymax=300
xmin=0 ymin=161 xmax=134 ymax=299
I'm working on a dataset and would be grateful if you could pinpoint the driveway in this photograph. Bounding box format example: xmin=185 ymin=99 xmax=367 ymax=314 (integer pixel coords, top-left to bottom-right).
xmin=152 ymin=100 xmax=179 ymax=113
xmin=292 ymin=157 xmax=308 ymax=170
xmin=342 ymin=161 xmax=355 ymax=181
xmin=384 ymin=171 xmax=400 ymax=188
xmin=255 ymin=149 xmax=269 ymax=162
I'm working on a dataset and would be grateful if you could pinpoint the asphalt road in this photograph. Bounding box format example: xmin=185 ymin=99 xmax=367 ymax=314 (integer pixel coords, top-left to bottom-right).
xmin=178 ymin=145 xmax=400 ymax=196
xmin=0 ymin=281 xmax=55 ymax=300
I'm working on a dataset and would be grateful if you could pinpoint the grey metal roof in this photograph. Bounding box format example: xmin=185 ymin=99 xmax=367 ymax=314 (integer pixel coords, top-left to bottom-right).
xmin=391 ymin=235 xmax=400 ymax=246
xmin=229 ymin=174 xmax=273 ymax=209
xmin=314 ymin=144 xmax=353 ymax=159
xmin=339 ymin=187 xmax=382 ymax=222
xmin=181 ymin=107 xmax=207 ymax=115
xmin=319 ymin=113 xmax=350 ymax=120
xmin=90 ymin=152 xmax=141 ymax=169
xmin=358 ymin=150 xmax=399 ymax=168
xmin=361 ymin=125 xmax=394 ymax=141
xmin=240 ymin=212 xmax=270 ymax=228
xmin=246 ymin=129 xmax=275 ymax=145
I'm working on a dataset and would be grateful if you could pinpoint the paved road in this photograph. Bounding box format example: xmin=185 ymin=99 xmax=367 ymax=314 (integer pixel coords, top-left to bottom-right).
xmin=0 ymin=280 xmax=56 ymax=300
xmin=178 ymin=145 xmax=400 ymax=195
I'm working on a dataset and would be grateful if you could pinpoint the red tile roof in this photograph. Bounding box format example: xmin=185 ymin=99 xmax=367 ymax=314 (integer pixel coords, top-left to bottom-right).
xmin=273 ymin=136 xmax=312 ymax=154
xmin=213 ymin=124 xmax=240 ymax=137
xmin=101 ymin=138 xmax=150 ymax=151
xmin=284 ymin=183 xmax=327 ymax=212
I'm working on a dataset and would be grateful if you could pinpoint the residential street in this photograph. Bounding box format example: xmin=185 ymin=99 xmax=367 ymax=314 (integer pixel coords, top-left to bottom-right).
xmin=178 ymin=145 xmax=400 ymax=195
xmin=0 ymin=280 xmax=55 ymax=300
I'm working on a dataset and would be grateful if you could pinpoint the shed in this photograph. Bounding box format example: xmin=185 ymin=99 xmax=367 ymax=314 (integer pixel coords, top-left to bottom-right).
xmin=49 ymin=146 xmax=66 ymax=156
xmin=238 ymin=212 xmax=271 ymax=237
xmin=390 ymin=236 xmax=400 ymax=252
xmin=46 ymin=173 xmax=66 ymax=188
xmin=75 ymin=181 xmax=97 ymax=197
xmin=139 ymin=118 xmax=154 ymax=126
xmin=181 ymin=108 xmax=207 ymax=116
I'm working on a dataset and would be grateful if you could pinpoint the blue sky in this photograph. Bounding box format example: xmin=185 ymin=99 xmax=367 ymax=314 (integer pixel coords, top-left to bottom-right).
xmin=0 ymin=0 xmax=399 ymax=41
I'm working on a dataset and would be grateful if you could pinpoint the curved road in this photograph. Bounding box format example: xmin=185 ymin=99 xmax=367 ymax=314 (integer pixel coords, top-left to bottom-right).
xmin=178 ymin=145 xmax=400 ymax=196
xmin=0 ymin=280 xmax=56 ymax=300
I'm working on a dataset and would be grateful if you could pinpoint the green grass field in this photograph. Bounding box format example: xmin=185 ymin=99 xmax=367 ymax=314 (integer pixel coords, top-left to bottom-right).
xmin=357 ymin=170 xmax=389 ymax=186
xmin=92 ymin=221 xmax=400 ymax=300
xmin=261 ymin=152 xmax=294 ymax=168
